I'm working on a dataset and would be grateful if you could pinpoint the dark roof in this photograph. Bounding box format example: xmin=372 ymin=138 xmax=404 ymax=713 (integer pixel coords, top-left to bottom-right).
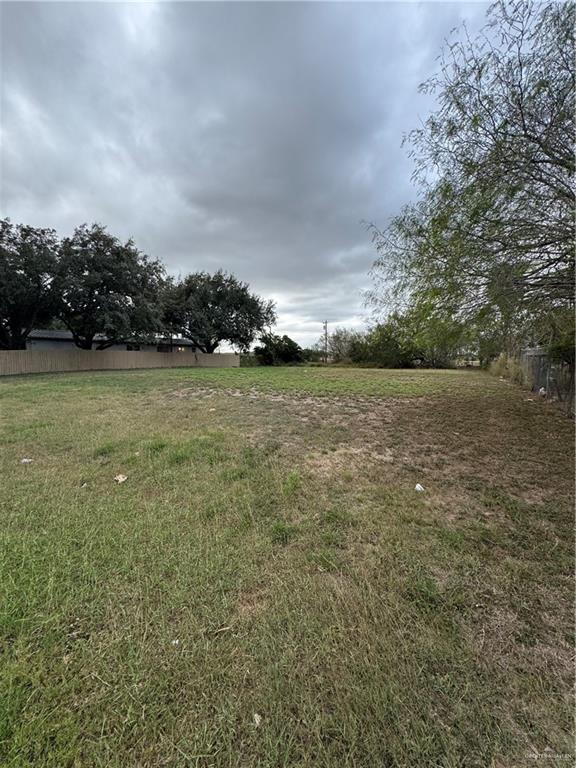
xmin=29 ymin=329 xmax=196 ymax=346
xmin=29 ymin=329 xmax=86 ymax=340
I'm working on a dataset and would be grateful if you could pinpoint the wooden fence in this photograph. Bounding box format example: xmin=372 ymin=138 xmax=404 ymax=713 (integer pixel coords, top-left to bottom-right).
xmin=0 ymin=349 xmax=239 ymax=377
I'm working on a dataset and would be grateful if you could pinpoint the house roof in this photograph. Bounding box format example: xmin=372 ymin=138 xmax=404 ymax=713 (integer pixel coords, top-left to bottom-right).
xmin=30 ymin=329 xmax=88 ymax=340
xmin=29 ymin=329 xmax=196 ymax=346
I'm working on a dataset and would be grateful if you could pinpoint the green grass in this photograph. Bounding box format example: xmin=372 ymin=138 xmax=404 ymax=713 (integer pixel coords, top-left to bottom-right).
xmin=0 ymin=364 xmax=497 ymax=402
xmin=0 ymin=367 xmax=573 ymax=767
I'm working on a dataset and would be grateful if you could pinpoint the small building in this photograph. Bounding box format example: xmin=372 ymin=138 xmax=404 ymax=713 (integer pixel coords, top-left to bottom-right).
xmin=27 ymin=330 xmax=197 ymax=354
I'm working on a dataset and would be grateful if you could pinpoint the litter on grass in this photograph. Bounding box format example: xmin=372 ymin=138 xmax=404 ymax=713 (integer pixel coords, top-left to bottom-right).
xmin=114 ymin=474 xmax=128 ymax=484
xmin=20 ymin=458 xmax=33 ymax=464
xmin=253 ymin=713 xmax=262 ymax=728
xmin=415 ymin=483 xmax=425 ymax=492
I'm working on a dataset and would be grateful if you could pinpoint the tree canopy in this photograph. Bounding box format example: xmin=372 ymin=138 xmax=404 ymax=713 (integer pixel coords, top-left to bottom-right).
xmin=165 ymin=271 xmax=276 ymax=353
xmin=54 ymin=224 xmax=166 ymax=349
xmin=253 ymin=333 xmax=303 ymax=365
xmin=1 ymin=219 xmax=276 ymax=354
xmin=369 ymin=0 xmax=575 ymax=358
xmin=321 ymin=313 xmax=467 ymax=369
xmin=0 ymin=219 xmax=59 ymax=350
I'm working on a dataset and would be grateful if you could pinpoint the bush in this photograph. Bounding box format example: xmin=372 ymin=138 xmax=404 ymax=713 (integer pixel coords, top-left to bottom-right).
xmin=301 ymin=348 xmax=324 ymax=363
xmin=489 ymin=353 xmax=508 ymax=378
xmin=240 ymin=353 xmax=260 ymax=367
xmin=489 ymin=353 xmax=530 ymax=387
xmin=253 ymin=333 xmax=303 ymax=366
xmin=322 ymin=313 xmax=462 ymax=369
xmin=508 ymin=357 xmax=529 ymax=387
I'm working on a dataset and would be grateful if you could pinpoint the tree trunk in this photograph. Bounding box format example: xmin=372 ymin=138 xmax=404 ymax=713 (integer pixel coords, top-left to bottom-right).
xmin=75 ymin=336 xmax=94 ymax=350
xmin=11 ymin=336 xmax=28 ymax=350
xmin=1 ymin=327 xmax=28 ymax=349
xmin=95 ymin=340 xmax=117 ymax=350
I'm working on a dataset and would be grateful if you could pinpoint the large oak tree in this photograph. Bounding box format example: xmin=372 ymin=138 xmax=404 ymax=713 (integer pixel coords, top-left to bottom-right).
xmin=0 ymin=218 xmax=59 ymax=350
xmin=54 ymin=223 xmax=166 ymax=349
xmin=165 ymin=271 xmax=276 ymax=353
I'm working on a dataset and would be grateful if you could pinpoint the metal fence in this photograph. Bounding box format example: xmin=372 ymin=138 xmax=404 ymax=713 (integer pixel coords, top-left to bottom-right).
xmin=520 ymin=346 xmax=574 ymax=409
xmin=0 ymin=349 xmax=239 ymax=377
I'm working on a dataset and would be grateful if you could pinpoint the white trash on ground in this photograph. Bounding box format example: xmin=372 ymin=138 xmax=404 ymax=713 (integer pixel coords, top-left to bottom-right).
xmin=20 ymin=458 xmax=33 ymax=464
xmin=114 ymin=474 xmax=128 ymax=484
xmin=415 ymin=483 xmax=425 ymax=493
xmin=253 ymin=713 xmax=262 ymax=728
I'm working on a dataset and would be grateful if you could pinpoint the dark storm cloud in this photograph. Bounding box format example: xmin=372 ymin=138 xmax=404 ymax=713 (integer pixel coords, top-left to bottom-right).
xmin=0 ymin=1 xmax=488 ymax=346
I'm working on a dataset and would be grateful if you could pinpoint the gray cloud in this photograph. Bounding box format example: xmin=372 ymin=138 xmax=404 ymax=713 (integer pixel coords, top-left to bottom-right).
xmin=0 ymin=0 xmax=488 ymax=347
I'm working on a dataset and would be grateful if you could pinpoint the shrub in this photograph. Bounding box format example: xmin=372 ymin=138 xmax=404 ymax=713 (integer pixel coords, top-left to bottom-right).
xmin=508 ymin=357 xmax=529 ymax=387
xmin=240 ymin=353 xmax=260 ymax=367
xmin=253 ymin=333 xmax=303 ymax=366
xmin=489 ymin=353 xmax=508 ymax=378
xmin=489 ymin=353 xmax=530 ymax=388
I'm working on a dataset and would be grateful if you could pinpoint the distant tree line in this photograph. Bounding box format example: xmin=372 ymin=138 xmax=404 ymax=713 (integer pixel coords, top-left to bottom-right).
xmin=315 ymin=310 xmax=472 ymax=369
xmin=0 ymin=220 xmax=275 ymax=352
xmin=367 ymin=0 xmax=574 ymax=374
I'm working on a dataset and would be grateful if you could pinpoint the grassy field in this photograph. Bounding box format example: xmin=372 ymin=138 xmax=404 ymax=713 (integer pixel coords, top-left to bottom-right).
xmin=0 ymin=367 xmax=573 ymax=767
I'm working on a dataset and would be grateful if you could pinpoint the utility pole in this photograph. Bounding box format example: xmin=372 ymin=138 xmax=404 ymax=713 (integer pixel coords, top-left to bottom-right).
xmin=322 ymin=320 xmax=328 ymax=364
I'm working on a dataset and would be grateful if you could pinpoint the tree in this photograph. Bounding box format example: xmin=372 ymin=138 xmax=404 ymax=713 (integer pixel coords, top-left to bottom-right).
xmin=327 ymin=327 xmax=365 ymax=363
xmin=165 ymin=271 xmax=276 ymax=353
xmin=54 ymin=223 xmax=165 ymax=349
xmin=322 ymin=313 xmax=468 ymax=368
xmin=0 ymin=219 xmax=59 ymax=349
xmin=301 ymin=347 xmax=324 ymax=363
xmin=393 ymin=304 xmax=470 ymax=367
xmin=253 ymin=333 xmax=303 ymax=365
xmin=362 ymin=318 xmax=418 ymax=368
xmin=369 ymin=0 xmax=575 ymax=357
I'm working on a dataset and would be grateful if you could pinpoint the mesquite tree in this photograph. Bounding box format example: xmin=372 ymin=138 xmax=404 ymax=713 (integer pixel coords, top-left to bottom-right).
xmin=369 ymin=0 xmax=575 ymax=354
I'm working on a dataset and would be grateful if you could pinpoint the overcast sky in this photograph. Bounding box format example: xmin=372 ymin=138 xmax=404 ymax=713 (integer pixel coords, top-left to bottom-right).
xmin=1 ymin=1 xmax=488 ymax=347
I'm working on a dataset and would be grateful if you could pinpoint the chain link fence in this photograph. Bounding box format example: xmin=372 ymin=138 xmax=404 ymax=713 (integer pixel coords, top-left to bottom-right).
xmin=520 ymin=346 xmax=574 ymax=413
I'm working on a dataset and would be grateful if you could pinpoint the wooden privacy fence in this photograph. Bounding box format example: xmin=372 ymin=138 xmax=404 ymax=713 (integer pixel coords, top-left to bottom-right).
xmin=0 ymin=349 xmax=239 ymax=377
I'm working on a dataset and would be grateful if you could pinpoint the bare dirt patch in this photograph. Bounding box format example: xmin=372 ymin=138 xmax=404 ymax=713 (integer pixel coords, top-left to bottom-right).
xmin=235 ymin=589 xmax=267 ymax=619
xmin=165 ymin=383 xmax=573 ymax=516
xmin=305 ymin=445 xmax=395 ymax=478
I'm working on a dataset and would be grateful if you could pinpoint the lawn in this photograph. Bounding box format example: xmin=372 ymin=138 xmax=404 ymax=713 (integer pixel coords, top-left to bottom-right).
xmin=0 ymin=367 xmax=573 ymax=767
